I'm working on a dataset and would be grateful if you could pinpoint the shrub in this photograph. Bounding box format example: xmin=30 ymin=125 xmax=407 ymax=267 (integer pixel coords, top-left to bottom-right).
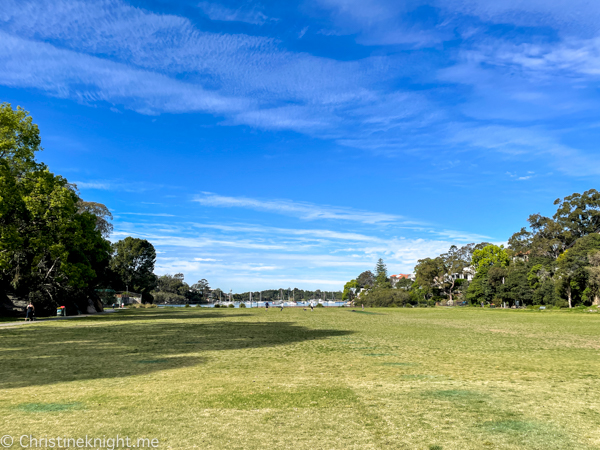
xmin=214 ymin=304 xmax=220 ymax=308
xmin=228 ymin=303 xmax=235 ymax=308
xmin=184 ymin=303 xmax=191 ymax=308
xmin=142 ymin=303 xmax=157 ymax=308
xmin=239 ymin=303 xmax=246 ymax=308
xmin=316 ymin=303 xmax=324 ymax=308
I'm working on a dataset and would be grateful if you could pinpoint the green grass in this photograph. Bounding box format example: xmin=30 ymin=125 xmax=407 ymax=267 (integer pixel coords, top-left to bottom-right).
xmin=1 ymin=307 xmax=600 ymax=449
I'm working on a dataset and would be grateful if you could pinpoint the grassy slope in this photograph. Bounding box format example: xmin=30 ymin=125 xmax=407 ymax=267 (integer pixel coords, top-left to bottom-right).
xmin=1 ymin=308 xmax=599 ymax=449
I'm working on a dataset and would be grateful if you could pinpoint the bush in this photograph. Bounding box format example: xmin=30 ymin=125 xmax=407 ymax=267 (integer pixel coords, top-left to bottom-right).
xmin=142 ymin=303 xmax=157 ymax=308
xmin=228 ymin=303 xmax=235 ymax=308
xmin=239 ymin=303 xmax=246 ymax=308
xmin=184 ymin=303 xmax=191 ymax=308
xmin=361 ymin=288 xmax=411 ymax=307
xmin=316 ymin=303 xmax=324 ymax=308
xmin=214 ymin=304 xmax=220 ymax=308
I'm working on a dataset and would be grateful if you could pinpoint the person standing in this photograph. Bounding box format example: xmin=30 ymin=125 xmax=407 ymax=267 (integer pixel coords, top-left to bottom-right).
xmin=265 ymin=301 xmax=269 ymax=310
xmin=25 ymin=302 xmax=35 ymax=322
xmin=310 ymin=301 xmax=314 ymax=312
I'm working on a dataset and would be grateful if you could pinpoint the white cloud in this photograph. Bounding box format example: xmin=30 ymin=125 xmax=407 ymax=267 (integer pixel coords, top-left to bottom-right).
xmin=73 ymin=181 xmax=112 ymax=190
xmin=448 ymin=124 xmax=600 ymax=176
xmin=192 ymin=223 xmax=384 ymax=242
xmin=120 ymin=212 xmax=176 ymax=217
xmin=441 ymin=0 xmax=600 ymax=36
xmin=197 ymin=2 xmax=274 ymax=25
xmin=192 ymin=192 xmax=408 ymax=224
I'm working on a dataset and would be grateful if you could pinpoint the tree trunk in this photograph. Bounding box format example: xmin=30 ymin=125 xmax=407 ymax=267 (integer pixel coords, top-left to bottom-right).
xmin=567 ymin=287 xmax=572 ymax=309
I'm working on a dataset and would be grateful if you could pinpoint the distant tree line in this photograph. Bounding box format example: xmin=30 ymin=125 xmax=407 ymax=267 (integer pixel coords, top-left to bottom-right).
xmin=152 ymin=273 xmax=210 ymax=304
xmin=344 ymin=190 xmax=600 ymax=308
xmin=231 ymin=288 xmax=342 ymax=302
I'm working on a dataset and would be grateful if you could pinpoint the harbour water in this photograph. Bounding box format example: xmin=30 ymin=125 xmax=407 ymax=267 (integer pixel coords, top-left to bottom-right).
xmin=157 ymin=301 xmax=347 ymax=308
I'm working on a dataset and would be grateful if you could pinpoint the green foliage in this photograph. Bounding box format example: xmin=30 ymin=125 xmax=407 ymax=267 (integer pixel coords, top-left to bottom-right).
xmin=109 ymin=237 xmax=157 ymax=302
xmin=0 ymin=104 xmax=112 ymax=314
xmin=0 ymin=103 xmax=43 ymax=175
xmin=228 ymin=303 xmax=235 ymax=308
xmin=554 ymin=234 xmax=600 ymax=307
xmin=356 ymin=270 xmax=375 ymax=288
xmin=315 ymin=303 xmax=324 ymax=308
xmin=342 ymin=279 xmax=359 ymax=301
xmin=375 ymin=258 xmax=387 ymax=279
xmin=239 ymin=303 xmax=246 ymax=308
xmin=361 ymin=288 xmax=411 ymax=307
xmin=472 ymin=244 xmax=510 ymax=271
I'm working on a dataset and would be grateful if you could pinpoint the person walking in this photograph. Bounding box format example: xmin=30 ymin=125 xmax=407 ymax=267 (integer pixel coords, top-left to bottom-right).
xmin=280 ymin=304 xmax=284 ymax=312
xmin=25 ymin=302 xmax=35 ymax=322
xmin=265 ymin=301 xmax=269 ymax=310
xmin=310 ymin=301 xmax=314 ymax=312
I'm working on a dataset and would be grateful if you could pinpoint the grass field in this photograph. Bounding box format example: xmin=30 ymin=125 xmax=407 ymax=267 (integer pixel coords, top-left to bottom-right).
xmin=1 ymin=307 xmax=600 ymax=449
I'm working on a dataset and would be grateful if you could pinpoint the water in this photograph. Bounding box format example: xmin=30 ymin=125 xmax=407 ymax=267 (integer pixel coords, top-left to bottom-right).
xmin=157 ymin=301 xmax=346 ymax=308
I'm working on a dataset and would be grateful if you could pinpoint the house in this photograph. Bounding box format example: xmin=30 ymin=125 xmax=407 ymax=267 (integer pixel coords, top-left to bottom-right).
xmin=390 ymin=274 xmax=415 ymax=287
xmin=450 ymin=266 xmax=475 ymax=282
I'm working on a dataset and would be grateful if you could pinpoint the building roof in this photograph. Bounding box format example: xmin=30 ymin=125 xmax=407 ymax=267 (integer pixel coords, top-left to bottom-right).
xmin=391 ymin=274 xmax=412 ymax=279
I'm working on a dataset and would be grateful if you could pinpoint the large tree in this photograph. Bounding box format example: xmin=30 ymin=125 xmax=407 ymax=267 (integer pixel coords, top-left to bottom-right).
xmin=555 ymin=234 xmax=600 ymax=308
xmin=191 ymin=278 xmax=211 ymax=302
xmin=109 ymin=237 xmax=157 ymax=301
xmin=356 ymin=270 xmax=375 ymax=288
xmin=508 ymin=189 xmax=600 ymax=259
xmin=342 ymin=279 xmax=359 ymax=301
xmin=472 ymin=244 xmax=510 ymax=271
xmin=0 ymin=103 xmax=112 ymax=314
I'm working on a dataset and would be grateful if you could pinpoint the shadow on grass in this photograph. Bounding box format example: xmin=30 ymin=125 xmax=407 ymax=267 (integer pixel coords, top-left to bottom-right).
xmin=0 ymin=311 xmax=353 ymax=389
xmin=95 ymin=309 xmax=253 ymax=321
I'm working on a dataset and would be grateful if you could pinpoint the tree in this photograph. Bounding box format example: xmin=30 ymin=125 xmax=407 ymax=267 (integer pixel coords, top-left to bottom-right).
xmin=0 ymin=104 xmax=113 ymax=314
xmin=440 ymin=244 xmax=474 ymax=302
xmin=211 ymin=288 xmax=223 ymax=301
xmin=508 ymin=190 xmax=600 ymax=260
xmin=154 ymin=273 xmax=189 ymax=303
xmin=554 ymin=189 xmax=600 ymax=244
xmin=587 ymin=251 xmax=600 ymax=304
xmin=356 ymin=270 xmax=375 ymax=288
xmin=472 ymin=245 xmax=510 ymax=271
xmin=110 ymin=237 xmax=157 ymax=301
xmin=375 ymin=258 xmax=387 ymax=279
xmin=555 ymin=234 xmax=600 ymax=308
xmin=191 ymin=279 xmax=211 ymax=302
xmin=395 ymin=277 xmax=413 ymax=290
xmin=77 ymin=200 xmax=113 ymax=238
xmin=0 ymin=103 xmax=43 ymax=175
xmin=374 ymin=258 xmax=390 ymax=288
xmin=342 ymin=279 xmax=359 ymax=301
xmin=414 ymin=257 xmax=444 ymax=302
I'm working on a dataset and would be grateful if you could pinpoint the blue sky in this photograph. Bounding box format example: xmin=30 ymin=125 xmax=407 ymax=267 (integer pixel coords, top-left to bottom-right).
xmin=1 ymin=0 xmax=599 ymax=292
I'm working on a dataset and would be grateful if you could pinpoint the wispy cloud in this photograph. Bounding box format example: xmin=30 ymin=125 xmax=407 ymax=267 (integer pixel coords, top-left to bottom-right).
xmin=72 ymin=179 xmax=164 ymax=193
xmin=73 ymin=181 xmax=112 ymax=190
xmin=192 ymin=223 xmax=384 ymax=242
xmin=193 ymin=192 xmax=408 ymax=224
xmin=119 ymin=212 xmax=176 ymax=217
xmin=197 ymin=2 xmax=275 ymax=25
